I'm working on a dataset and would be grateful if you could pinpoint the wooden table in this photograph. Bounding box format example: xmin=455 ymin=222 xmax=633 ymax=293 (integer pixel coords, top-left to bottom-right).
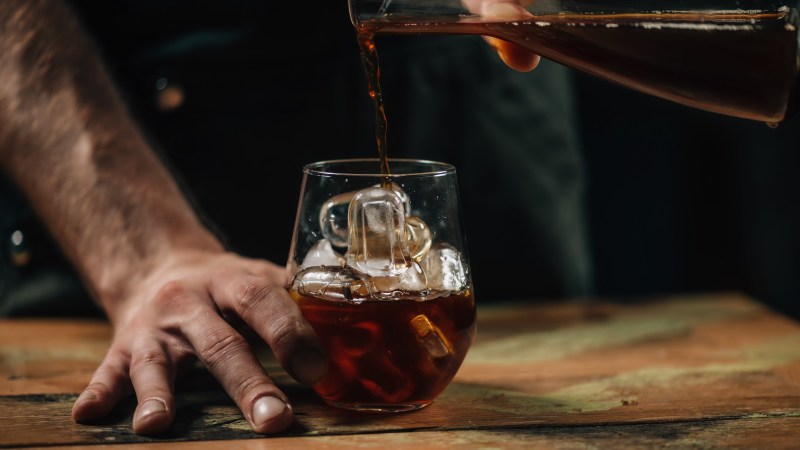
xmin=2 ymin=293 xmax=799 ymax=449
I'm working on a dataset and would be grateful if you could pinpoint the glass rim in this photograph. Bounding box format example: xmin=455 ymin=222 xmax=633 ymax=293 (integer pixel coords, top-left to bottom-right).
xmin=303 ymin=158 xmax=456 ymax=178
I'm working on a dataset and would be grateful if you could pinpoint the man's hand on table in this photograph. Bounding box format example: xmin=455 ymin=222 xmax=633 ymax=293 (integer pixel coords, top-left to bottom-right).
xmin=70 ymin=251 xmax=325 ymax=435
xmin=0 ymin=1 xmax=326 ymax=437
xmin=1 ymin=0 xmax=542 ymax=438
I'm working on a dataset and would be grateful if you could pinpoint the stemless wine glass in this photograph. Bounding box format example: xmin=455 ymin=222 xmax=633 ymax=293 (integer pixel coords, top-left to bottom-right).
xmin=286 ymin=159 xmax=476 ymax=412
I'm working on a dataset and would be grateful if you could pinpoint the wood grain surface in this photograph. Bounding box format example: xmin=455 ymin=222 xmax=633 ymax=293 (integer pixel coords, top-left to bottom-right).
xmin=17 ymin=417 xmax=800 ymax=450
xmin=2 ymin=293 xmax=799 ymax=448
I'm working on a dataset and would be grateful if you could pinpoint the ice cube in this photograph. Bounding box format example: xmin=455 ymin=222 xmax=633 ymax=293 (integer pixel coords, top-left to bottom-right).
xmin=300 ymin=239 xmax=343 ymax=269
xmin=315 ymin=338 xmax=358 ymax=401
xmin=419 ymin=243 xmax=468 ymax=294
xmin=358 ymin=354 xmax=415 ymax=403
xmin=405 ymin=216 xmax=432 ymax=262
xmin=386 ymin=182 xmax=411 ymax=217
xmin=346 ymin=186 xmax=411 ymax=276
xmin=319 ymin=183 xmax=410 ymax=249
xmin=319 ymin=191 xmax=355 ymax=248
xmin=291 ymin=266 xmax=370 ymax=302
xmin=361 ymin=261 xmax=429 ymax=300
xmin=410 ymin=314 xmax=453 ymax=359
xmin=335 ymin=321 xmax=381 ymax=357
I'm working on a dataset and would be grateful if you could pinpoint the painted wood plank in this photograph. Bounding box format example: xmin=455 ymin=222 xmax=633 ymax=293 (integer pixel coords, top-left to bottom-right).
xmin=17 ymin=417 xmax=800 ymax=450
xmin=1 ymin=293 xmax=799 ymax=447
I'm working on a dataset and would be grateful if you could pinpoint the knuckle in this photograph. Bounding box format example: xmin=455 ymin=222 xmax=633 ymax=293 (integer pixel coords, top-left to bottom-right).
xmin=235 ymin=279 xmax=277 ymax=318
xmin=231 ymin=374 xmax=272 ymax=404
xmin=129 ymin=350 xmax=169 ymax=375
xmin=266 ymin=314 xmax=302 ymax=349
xmin=198 ymin=329 xmax=250 ymax=370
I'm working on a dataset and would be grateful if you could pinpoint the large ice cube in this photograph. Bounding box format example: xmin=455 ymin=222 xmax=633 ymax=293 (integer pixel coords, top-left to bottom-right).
xmin=335 ymin=321 xmax=381 ymax=357
xmin=405 ymin=216 xmax=432 ymax=262
xmin=387 ymin=182 xmax=411 ymax=217
xmin=319 ymin=183 xmax=411 ymax=249
xmin=291 ymin=266 xmax=370 ymax=302
xmin=419 ymin=243 xmax=468 ymax=293
xmin=319 ymin=191 xmax=354 ymax=248
xmin=361 ymin=261 xmax=429 ymax=300
xmin=358 ymin=353 xmax=415 ymax=403
xmin=346 ymin=186 xmax=411 ymax=276
xmin=300 ymin=239 xmax=343 ymax=269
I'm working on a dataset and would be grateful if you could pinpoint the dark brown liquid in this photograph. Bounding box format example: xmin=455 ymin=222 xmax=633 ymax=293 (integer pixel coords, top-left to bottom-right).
xmin=291 ymin=290 xmax=476 ymax=409
xmin=359 ymin=11 xmax=799 ymax=122
xmin=357 ymin=33 xmax=392 ymax=187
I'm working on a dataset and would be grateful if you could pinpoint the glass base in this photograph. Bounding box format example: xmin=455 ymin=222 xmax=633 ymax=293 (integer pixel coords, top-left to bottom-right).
xmin=325 ymin=400 xmax=432 ymax=413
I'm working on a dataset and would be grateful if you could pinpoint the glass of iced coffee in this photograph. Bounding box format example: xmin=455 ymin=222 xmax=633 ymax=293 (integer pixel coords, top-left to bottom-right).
xmin=286 ymin=159 xmax=476 ymax=412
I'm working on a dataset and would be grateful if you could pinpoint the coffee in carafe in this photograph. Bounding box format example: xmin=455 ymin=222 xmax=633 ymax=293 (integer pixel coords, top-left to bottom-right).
xmin=351 ymin=0 xmax=800 ymax=123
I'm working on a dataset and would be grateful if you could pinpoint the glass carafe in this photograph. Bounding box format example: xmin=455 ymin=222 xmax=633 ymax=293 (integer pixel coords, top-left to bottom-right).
xmin=350 ymin=0 xmax=800 ymax=122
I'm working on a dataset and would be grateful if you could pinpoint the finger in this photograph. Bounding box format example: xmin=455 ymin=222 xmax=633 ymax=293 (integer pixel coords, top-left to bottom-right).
xmin=468 ymin=1 xmax=539 ymax=71
xmin=184 ymin=308 xmax=294 ymax=434
xmin=248 ymin=259 xmax=289 ymax=287
xmin=485 ymin=36 xmax=541 ymax=72
xmin=210 ymin=272 xmax=326 ymax=386
xmin=72 ymin=348 xmax=132 ymax=423
xmin=129 ymin=337 xmax=175 ymax=436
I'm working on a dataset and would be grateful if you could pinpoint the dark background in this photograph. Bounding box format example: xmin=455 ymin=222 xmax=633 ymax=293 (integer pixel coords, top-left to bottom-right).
xmin=3 ymin=1 xmax=799 ymax=319
xmin=65 ymin=1 xmax=800 ymax=319
xmin=576 ymin=73 xmax=800 ymax=319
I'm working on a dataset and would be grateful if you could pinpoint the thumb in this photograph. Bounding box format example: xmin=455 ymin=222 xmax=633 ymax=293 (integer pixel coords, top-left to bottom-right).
xmin=480 ymin=0 xmax=530 ymax=19
xmin=471 ymin=1 xmax=541 ymax=71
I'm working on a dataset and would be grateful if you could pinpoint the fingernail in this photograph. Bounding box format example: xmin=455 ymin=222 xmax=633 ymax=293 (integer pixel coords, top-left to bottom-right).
xmin=252 ymin=396 xmax=288 ymax=428
xmin=290 ymin=348 xmax=327 ymax=385
xmin=497 ymin=47 xmax=509 ymax=66
xmin=484 ymin=36 xmax=500 ymax=51
xmin=137 ymin=398 xmax=167 ymax=419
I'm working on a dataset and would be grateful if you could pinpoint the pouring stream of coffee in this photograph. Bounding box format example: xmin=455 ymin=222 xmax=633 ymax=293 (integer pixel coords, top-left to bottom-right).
xmin=357 ymin=32 xmax=392 ymax=186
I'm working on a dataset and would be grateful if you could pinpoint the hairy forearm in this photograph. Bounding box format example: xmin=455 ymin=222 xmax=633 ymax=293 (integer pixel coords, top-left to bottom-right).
xmin=0 ymin=0 xmax=222 ymax=311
